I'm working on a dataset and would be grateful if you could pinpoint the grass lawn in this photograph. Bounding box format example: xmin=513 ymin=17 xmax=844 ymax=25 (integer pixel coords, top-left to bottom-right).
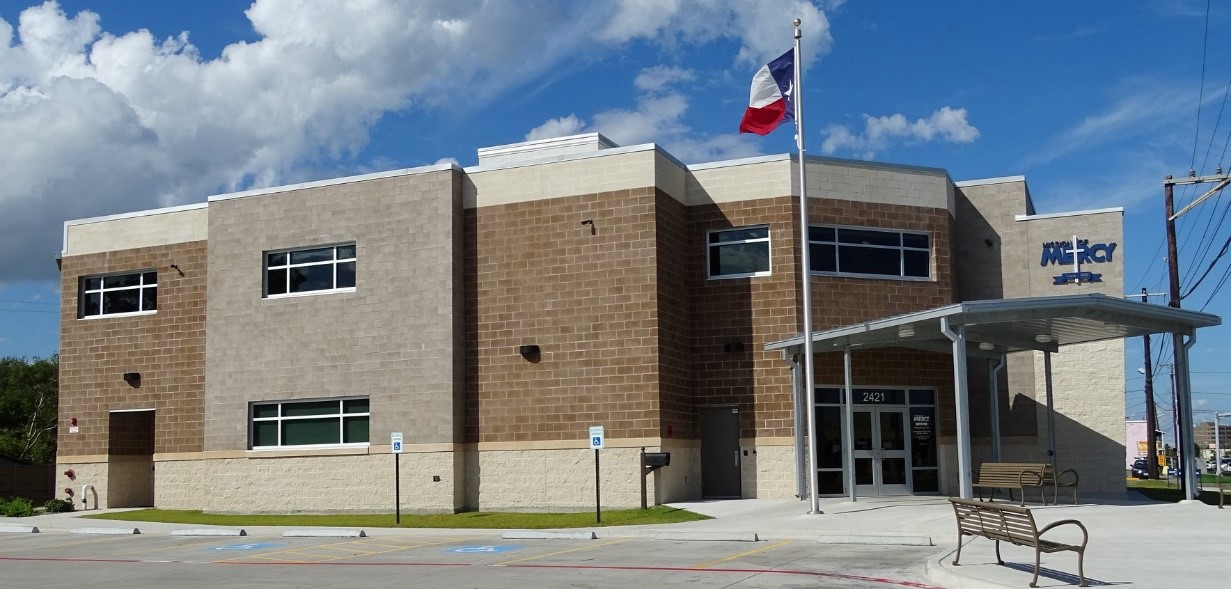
xmin=1127 ymin=475 xmax=1231 ymax=506
xmin=84 ymin=505 xmax=709 ymax=529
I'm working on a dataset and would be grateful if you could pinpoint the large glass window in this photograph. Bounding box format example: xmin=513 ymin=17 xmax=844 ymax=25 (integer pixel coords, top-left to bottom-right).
xmin=250 ymin=398 xmax=370 ymax=448
xmin=79 ymin=271 xmax=157 ymax=318
xmin=265 ymin=243 xmax=356 ymax=297
xmin=707 ymin=226 xmax=770 ymax=279
xmin=809 ymin=226 xmax=930 ymax=279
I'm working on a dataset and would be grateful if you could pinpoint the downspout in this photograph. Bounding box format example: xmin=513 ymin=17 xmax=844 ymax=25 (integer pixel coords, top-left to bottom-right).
xmin=989 ymin=354 xmax=1006 ymax=462
xmin=940 ymin=318 xmax=973 ymax=499
xmin=843 ymin=345 xmax=856 ymax=503
xmin=784 ymin=350 xmax=807 ymax=500
xmin=1179 ymin=331 xmax=1199 ymax=500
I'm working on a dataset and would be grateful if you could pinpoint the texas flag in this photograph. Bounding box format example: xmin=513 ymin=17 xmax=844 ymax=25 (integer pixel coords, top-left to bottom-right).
xmin=738 ymin=49 xmax=794 ymax=135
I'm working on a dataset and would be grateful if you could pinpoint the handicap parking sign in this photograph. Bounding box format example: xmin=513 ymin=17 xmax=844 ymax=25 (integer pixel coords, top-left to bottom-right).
xmin=446 ymin=545 xmax=521 ymax=554
xmin=211 ymin=542 xmax=284 ymax=551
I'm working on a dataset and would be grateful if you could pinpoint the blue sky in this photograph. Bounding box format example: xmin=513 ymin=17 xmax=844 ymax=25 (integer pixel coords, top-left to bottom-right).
xmin=2 ymin=1 xmax=1230 ymax=431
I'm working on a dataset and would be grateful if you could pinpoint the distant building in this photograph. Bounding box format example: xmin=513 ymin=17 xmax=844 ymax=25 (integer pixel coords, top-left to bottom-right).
xmin=1194 ymin=420 xmax=1231 ymax=459
xmin=56 ymin=133 xmax=1129 ymax=512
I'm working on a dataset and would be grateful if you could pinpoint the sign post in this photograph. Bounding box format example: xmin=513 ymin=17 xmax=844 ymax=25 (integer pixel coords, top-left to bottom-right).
xmin=391 ymin=432 xmax=403 ymax=524
xmin=589 ymin=425 xmax=604 ymax=524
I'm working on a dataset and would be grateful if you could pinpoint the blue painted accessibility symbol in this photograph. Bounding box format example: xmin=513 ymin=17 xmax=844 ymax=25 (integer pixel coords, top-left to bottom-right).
xmin=446 ymin=545 xmax=522 ymax=554
xmin=211 ymin=542 xmax=285 ymax=551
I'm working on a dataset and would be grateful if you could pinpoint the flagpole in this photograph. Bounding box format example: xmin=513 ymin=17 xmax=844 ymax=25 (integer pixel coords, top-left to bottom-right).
xmin=792 ymin=18 xmax=820 ymax=515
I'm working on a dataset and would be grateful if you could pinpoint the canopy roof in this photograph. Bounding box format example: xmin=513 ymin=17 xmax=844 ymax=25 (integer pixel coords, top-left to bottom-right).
xmin=765 ymin=293 xmax=1221 ymax=358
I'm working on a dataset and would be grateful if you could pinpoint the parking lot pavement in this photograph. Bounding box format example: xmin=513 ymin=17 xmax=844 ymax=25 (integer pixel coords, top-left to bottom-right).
xmin=0 ymin=530 xmax=946 ymax=588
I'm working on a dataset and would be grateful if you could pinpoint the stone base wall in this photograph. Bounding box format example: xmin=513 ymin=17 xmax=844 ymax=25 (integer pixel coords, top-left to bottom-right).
xmin=475 ymin=447 xmax=664 ymax=511
xmin=741 ymin=441 xmax=797 ymax=499
xmin=56 ymin=460 xmax=108 ymax=510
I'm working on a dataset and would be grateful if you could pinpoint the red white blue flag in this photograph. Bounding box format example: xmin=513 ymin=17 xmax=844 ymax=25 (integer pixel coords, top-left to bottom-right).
xmin=738 ymin=49 xmax=794 ymax=135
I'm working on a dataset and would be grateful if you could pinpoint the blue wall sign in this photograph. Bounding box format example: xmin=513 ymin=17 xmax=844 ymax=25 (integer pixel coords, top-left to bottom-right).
xmin=1040 ymin=238 xmax=1117 ymax=285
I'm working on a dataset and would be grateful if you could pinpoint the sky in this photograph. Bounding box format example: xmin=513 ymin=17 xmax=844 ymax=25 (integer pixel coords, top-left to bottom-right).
xmin=2 ymin=0 xmax=1230 ymax=433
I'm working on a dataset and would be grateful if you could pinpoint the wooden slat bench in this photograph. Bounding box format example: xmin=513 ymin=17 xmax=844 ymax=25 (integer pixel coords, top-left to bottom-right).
xmin=972 ymin=463 xmax=1050 ymax=506
xmin=949 ymin=497 xmax=1089 ymax=588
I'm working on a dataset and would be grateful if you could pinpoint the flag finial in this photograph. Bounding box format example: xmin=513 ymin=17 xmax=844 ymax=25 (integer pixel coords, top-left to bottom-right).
xmin=793 ymin=18 xmax=801 ymax=27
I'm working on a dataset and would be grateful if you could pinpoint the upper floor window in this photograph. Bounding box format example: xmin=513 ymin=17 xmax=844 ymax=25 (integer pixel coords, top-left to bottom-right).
xmin=809 ymin=226 xmax=930 ymax=279
xmin=265 ymin=243 xmax=355 ymax=297
xmin=708 ymin=226 xmax=771 ymax=279
xmin=79 ymin=271 xmax=157 ymax=318
xmin=250 ymin=397 xmax=370 ymax=449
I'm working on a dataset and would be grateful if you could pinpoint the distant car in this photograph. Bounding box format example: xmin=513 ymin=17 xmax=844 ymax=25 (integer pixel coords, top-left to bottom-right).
xmin=1131 ymin=458 xmax=1149 ymax=478
xmin=1206 ymin=458 xmax=1231 ymax=475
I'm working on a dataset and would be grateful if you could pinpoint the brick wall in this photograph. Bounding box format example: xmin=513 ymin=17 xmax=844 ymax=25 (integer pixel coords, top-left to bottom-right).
xmin=465 ymin=187 xmax=663 ymax=443
xmin=58 ymin=240 xmax=207 ymax=457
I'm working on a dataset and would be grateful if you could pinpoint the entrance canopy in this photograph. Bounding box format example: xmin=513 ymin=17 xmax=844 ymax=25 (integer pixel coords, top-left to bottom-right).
xmin=766 ymin=293 xmax=1221 ymax=504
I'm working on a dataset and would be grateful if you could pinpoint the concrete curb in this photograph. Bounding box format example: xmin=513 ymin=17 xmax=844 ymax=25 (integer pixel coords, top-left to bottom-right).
xmin=172 ymin=528 xmax=247 ymax=537
xmin=70 ymin=527 xmax=140 ymax=535
xmin=0 ymin=525 xmax=39 ymax=534
xmin=924 ymin=551 xmax=1015 ymax=589
xmin=652 ymin=531 xmax=759 ymax=542
xmin=815 ymin=534 xmax=933 ymax=546
xmin=283 ymin=529 xmax=366 ymax=538
xmin=502 ymin=531 xmax=596 ymax=540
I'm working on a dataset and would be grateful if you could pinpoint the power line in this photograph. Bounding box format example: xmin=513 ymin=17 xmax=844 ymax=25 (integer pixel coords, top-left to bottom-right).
xmin=1190 ymin=0 xmax=1212 ymax=171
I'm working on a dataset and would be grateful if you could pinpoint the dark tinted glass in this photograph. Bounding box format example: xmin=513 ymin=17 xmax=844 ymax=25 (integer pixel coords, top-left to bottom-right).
xmin=343 ymin=399 xmax=369 ymax=414
xmin=838 ymin=228 xmax=899 ymax=247
xmin=336 ymin=261 xmax=356 ymax=288
xmin=282 ymin=419 xmax=339 ymax=445
xmin=82 ymin=292 xmax=101 ymax=316
xmin=290 ymin=247 xmax=334 ymax=264
xmin=839 ymin=246 xmax=900 ymax=275
xmin=709 ymin=227 xmax=767 ymax=243
xmin=141 ymin=287 xmax=157 ymax=311
xmin=808 ymin=226 xmax=835 ymax=242
xmin=902 ymin=233 xmax=929 ymax=249
xmin=288 ymin=265 xmax=334 ymax=292
xmin=910 ymin=407 xmax=937 ymax=467
xmin=267 ymin=252 xmax=287 ymax=266
xmin=816 ymin=406 xmax=843 ymax=468
xmin=912 ymin=469 xmax=939 ymax=493
xmin=102 ymin=289 xmax=140 ymax=314
xmin=343 ymin=416 xmax=369 ymax=443
xmin=267 ymin=269 xmax=288 ymax=295
xmin=104 ymin=273 xmax=141 ymax=288
xmin=252 ymin=421 xmax=278 ymax=447
xmin=815 ymin=388 xmax=842 ymax=405
xmin=84 ymin=277 xmax=102 ymax=290
xmin=282 ymin=401 xmax=339 ymax=417
xmin=142 ymin=271 xmax=157 ymax=285
xmin=810 ymin=244 xmax=836 ymax=272
xmin=710 ymin=242 xmax=769 ymax=276
xmin=336 ymin=244 xmax=356 ymax=259
xmin=252 ymin=404 xmax=278 ymax=418
xmin=904 ymin=250 xmax=929 ymax=277
xmin=909 ymin=390 xmax=935 ymax=405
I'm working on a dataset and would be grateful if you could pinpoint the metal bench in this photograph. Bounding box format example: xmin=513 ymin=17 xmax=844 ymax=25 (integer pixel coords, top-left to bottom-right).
xmin=1039 ymin=464 xmax=1080 ymax=505
xmin=949 ymin=497 xmax=1089 ymax=588
xmin=972 ymin=462 xmax=1050 ymax=506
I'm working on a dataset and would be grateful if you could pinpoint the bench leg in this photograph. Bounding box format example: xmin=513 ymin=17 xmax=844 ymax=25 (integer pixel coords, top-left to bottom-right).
xmin=952 ymin=534 xmax=964 ymax=566
xmin=1030 ymin=548 xmax=1041 ymax=588
xmin=994 ymin=539 xmax=1003 ymax=565
xmin=1077 ymin=548 xmax=1089 ymax=587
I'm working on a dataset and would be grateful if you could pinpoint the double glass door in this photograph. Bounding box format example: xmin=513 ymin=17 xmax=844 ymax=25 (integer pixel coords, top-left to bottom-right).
xmin=851 ymin=408 xmax=910 ymax=496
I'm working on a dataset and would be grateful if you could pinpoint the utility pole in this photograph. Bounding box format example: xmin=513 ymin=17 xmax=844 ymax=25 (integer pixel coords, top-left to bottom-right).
xmin=1163 ymin=171 xmax=1231 ymax=495
xmin=1141 ymin=287 xmax=1160 ymax=479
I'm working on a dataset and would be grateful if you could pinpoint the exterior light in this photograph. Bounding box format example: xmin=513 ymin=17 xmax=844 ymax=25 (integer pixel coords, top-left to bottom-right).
xmin=898 ymin=326 xmax=915 ymax=338
xmin=1035 ymin=334 xmax=1053 ymax=343
xmin=978 ymin=342 xmax=994 ymax=351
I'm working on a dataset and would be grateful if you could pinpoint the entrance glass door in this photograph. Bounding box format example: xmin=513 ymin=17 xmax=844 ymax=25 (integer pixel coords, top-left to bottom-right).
xmin=852 ymin=408 xmax=910 ymax=496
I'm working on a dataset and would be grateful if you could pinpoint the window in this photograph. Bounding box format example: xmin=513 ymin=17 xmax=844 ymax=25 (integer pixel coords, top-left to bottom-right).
xmin=265 ymin=243 xmax=356 ymax=297
xmin=809 ymin=226 xmax=930 ymax=279
xmin=250 ymin=398 xmax=370 ymax=448
xmin=707 ymin=226 xmax=771 ymax=279
xmin=79 ymin=271 xmax=157 ymax=318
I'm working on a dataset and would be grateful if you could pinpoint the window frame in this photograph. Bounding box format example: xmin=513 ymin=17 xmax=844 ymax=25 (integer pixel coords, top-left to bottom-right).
xmin=808 ymin=224 xmax=931 ymax=281
xmin=706 ymin=225 xmax=772 ymax=280
xmin=263 ymin=243 xmax=356 ymax=299
xmin=248 ymin=397 xmax=370 ymax=450
xmin=78 ymin=270 xmax=158 ymax=319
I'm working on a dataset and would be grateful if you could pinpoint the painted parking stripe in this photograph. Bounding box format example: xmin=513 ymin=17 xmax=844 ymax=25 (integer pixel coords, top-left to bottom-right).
xmin=492 ymin=538 xmax=631 ymax=566
xmin=690 ymin=539 xmax=793 ymax=569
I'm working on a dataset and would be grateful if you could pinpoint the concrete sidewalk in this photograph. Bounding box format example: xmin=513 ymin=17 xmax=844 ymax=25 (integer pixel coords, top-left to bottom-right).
xmin=9 ymin=493 xmax=1231 ymax=588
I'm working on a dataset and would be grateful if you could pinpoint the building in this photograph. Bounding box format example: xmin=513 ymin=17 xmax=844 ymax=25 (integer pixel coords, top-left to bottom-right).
xmin=57 ymin=133 xmax=1131 ymax=512
xmin=1194 ymin=420 xmax=1231 ymax=460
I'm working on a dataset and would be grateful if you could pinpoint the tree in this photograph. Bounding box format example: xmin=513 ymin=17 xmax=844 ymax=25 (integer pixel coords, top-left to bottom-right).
xmin=0 ymin=355 xmax=58 ymax=464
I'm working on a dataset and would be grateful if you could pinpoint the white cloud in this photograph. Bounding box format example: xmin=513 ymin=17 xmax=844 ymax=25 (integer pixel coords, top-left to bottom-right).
xmin=526 ymin=115 xmax=587 ymax=141
xmin=820 ymin=107 xmax=980 ymax=158
xmin=0 ymin=0 xmax=835 ymax=283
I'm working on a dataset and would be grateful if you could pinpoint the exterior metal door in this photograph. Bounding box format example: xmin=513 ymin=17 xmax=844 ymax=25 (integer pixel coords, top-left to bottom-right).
xmin=701 ymin=406 xmax=741 ymax=498
xmin=852 ymin=408 xmax=910 ymax=496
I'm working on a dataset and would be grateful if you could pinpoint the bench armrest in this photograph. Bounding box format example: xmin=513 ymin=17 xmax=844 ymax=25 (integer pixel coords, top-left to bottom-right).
xmin=1057 ymin=468 xmax=1079 ymax=486
xmin=1037 ymin=518 xmax=1088 ymax=549
xmin=1018 ymin=471 xmax=1044 ymax=486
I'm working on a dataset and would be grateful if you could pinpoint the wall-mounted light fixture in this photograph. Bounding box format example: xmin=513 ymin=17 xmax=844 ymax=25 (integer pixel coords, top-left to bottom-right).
xmin=723 ymin=341 xmax=745 ymax=353
xmin=978 ymin=342 xmax=995 ymax=351
xmin=122 ymin=372 xmax=141 ymax=386
xmin=898 ymin=326 xmax=915 ymax=338
xmin=518 ymin=345 xmax=541 ymax=359
xmin=983 ymin=238 xmax=995 ymax=248
xmin=1035 ymin=334 xmax=1053 ymax=344
xmin=580 ymin=219 xmax=595 ymax=235
xmin=170 ymin=263 xmax=185 ymax=277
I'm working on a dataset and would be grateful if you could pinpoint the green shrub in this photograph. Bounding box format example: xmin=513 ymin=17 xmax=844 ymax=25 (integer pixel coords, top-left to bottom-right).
xmin=42 ymin=498 xmax=74 ymax=513
xmin=1 ymin=497 xmax=34 ymax=517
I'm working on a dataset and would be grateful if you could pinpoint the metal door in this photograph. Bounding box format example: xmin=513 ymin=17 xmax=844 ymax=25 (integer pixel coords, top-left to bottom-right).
xmin=701 ymin=406 xmax=741 ymax=498
xmin=851 ymin=408 xmax=910 ymax=496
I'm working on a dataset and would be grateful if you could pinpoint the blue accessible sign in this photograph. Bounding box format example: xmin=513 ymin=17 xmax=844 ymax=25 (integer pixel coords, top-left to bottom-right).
xmin=446 ymin=545 xmax=522 ymax=554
